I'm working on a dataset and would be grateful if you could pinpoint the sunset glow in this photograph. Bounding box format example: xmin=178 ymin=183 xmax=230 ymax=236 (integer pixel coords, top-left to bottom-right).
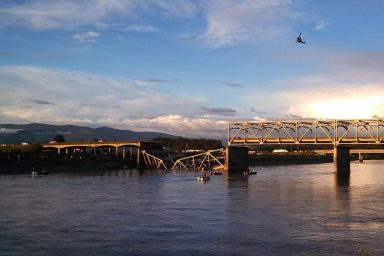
xmin=307 ymin=96 xmax=384 ymax=119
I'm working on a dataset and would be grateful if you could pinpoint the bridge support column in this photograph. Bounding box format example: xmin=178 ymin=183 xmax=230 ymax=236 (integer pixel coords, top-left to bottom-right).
xmin=136 ymin=147 xmax=144 ymax=169
xmin=334 ymin=146 xmax=350 ymax=173
xmin=358 ymin=153 xmax=364 ymax=163
xmin=225 ymin=147 xmax=248 ymax=172
xmin=122 ymin=147 xmax=126 ymax=160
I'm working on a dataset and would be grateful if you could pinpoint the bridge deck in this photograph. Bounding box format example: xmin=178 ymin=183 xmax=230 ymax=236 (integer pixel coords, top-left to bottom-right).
xmin=231 ymin=137 xmax=383 ymax=144
xmin=40 ymin=141 xmax=163 ymax=149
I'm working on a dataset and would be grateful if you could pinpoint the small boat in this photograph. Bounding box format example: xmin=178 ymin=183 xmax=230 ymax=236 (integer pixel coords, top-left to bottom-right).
xmin=32 ymin=169 xmax=49 ymax=176
xmin=243 ymin=169 xmax=257 ymax=176
xmin=210 ymin=171 xmax=222 ymax=175
xmin=197 ymin=174 xmax=210 ymax=181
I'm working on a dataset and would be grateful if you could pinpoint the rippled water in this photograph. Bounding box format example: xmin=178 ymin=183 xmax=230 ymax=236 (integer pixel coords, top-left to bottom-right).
xmin=1 ymin=161 xmax=384 ymax=256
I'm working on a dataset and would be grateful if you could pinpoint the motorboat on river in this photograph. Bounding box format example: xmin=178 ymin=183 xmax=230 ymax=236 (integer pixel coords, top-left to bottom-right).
xmin=243 ymin=169 xmax=257 ymax=176
xmin=32 ymin=169 xmax=49 ymax=176
xmin=197 ymin=173 xmax=210 ymax=181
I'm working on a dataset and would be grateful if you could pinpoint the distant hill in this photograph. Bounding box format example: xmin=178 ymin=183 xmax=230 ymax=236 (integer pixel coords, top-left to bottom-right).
xmin=0 ymin=123 xmax=178 ymax=144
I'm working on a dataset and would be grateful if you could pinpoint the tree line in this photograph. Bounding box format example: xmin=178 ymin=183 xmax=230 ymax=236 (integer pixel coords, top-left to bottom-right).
xmin=151 ymin=137 xmax=223 ymax=152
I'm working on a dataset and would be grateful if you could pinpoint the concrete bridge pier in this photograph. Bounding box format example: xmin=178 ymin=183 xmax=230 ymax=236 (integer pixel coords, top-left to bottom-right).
xmin=358 ymin=153 xmax=364 ymax=163
xmin=225 ymin=147 xmax=249 ymax=172
xmin=334 ymin=146 xmax=350 ymax=173
xmin=122 ymin=147 xmax=126 ymax=160
xmin=129 ymin=148 xmax=133 ymax=160
xmin=136 ymin=147 xmax=144 ymax=169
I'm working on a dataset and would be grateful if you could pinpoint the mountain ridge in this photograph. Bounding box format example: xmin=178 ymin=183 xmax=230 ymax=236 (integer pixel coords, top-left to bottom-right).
xmin=0 ymin=123 xmax=178 ymax=144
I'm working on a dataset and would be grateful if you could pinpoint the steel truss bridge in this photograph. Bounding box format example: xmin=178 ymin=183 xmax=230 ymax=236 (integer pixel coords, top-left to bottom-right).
xmin=228 ymin=119 xmax=384 ymax=146
xmin=171 ymin=149 xmax=225 ymax=170
xmin=40 ymin=141 xmax=226 ymax=170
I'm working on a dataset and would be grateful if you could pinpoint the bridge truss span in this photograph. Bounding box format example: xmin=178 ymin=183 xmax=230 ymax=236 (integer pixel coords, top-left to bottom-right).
xmin=228 ymin=119 xmax=384 ymax=146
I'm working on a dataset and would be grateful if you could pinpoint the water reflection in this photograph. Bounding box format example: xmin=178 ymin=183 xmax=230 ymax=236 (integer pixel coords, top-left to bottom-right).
xmin=335 ymin=171 xmax=350 ymax=187
xmin=2 ymin=162 xmax=384 ymax=255
xmin=60 ymin=168 xmax=166 ymax=177
xmin=224 ymin=171 xmax=249 ymax=189
xmin=334 ymin=171 xmax=351 ymax=229
xmin=137 ymin=169 xmax=165 ymax=176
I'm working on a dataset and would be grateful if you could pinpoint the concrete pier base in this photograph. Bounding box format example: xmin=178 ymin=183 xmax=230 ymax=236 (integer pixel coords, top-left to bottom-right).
xmin=225 ymin=147 xmax=248 ymax=172
xmin=136 ymin=147 xmax=145 ymax=169
xmin=334 ymin=146 xmax=350 ymax=173
xmin=358 ymin=153 xmax=364 ymax=163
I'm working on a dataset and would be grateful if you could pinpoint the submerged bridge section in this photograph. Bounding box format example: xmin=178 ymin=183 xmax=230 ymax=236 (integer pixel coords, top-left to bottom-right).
xmin=227 ymin=119 xmax=384 ymax=172
xmin=172 ymin=149 xmax=225 ymax=170
xmin=40 ymin=141 xmax=224 ymax=171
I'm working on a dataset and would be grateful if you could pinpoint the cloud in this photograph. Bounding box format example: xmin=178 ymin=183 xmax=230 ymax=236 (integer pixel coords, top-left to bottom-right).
xmin=250 ymin=108 xmax=267 ymax=115
xmin=246 ymin=81 xmax=384 ymax=120
xmin=201 ymin=0 xmax=299 ymax=47
xmin=0 ymin=0 xmax=198 ymax=31
xmin=133 ymin=78 xmax=179 ymax=86
xmin=122 ymin=114 xmax=228 ymax=138
xmin=0 ymin=1 xmax=305 ymax=48
xmin=201 ymin=106 xmax=237 ymax=116
xmin=223 ymin=81 xmax=244 ymax=88
xmin=314 ymin=20 xmax=327 ymax=31
xmin=238 ymin=48 xmax=384 ymax=120
xmin=125 ymin=24 xmax=159 ymax=33
xmin=72 ymin=31 xmax=100 ymax=43
xmin=79 ymin=103 xmax=121 ymax=109
xmin=0 ymin=65 xmax=230 ymax=137
xmin=28 ymin=99 xmax=54 ymax=105
xmin=0 ymin=0 xmax=137 ymax=30
xmin=0 ymin=0 xmax=310 ymax=49
xmin=150 ymin=1 xmax=198 ymax=18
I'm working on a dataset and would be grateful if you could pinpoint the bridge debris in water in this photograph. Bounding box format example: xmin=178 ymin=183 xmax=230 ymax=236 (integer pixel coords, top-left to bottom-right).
xmin=171 ymin=148 xmax=225 ymax=171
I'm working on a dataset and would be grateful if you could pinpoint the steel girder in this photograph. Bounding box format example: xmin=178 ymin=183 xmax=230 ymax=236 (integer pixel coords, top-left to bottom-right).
xmin=171 ymin=148 xmax=225 ymax=170
xmin=228 ymin=119 xmax=384 ymax=146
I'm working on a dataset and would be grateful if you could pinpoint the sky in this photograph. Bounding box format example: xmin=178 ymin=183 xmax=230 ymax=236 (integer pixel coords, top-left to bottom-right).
xmin=1 ymin=0 xmax=384 ymax=138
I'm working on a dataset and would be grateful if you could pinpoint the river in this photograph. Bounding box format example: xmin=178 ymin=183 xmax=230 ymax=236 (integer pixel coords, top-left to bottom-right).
xmin=0 ymin=161 xmax=383 ymax=255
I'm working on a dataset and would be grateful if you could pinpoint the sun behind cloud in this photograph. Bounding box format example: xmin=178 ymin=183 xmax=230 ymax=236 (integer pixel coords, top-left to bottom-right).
xmin=291 ymin=96 xmax=384 ymax=119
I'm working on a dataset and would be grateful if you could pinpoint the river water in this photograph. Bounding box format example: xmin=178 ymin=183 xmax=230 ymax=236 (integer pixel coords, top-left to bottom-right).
xmin=0 ymin=161 xmax=383 ymax=256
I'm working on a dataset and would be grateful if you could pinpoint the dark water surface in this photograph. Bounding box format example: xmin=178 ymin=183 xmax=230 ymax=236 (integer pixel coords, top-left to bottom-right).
xmin=1 ymin=161 xmax=383 ymax=255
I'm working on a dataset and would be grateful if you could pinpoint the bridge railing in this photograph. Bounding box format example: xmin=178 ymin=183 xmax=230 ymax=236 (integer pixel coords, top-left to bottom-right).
xmin=228 ymin=119 xmax=384 ymax=146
